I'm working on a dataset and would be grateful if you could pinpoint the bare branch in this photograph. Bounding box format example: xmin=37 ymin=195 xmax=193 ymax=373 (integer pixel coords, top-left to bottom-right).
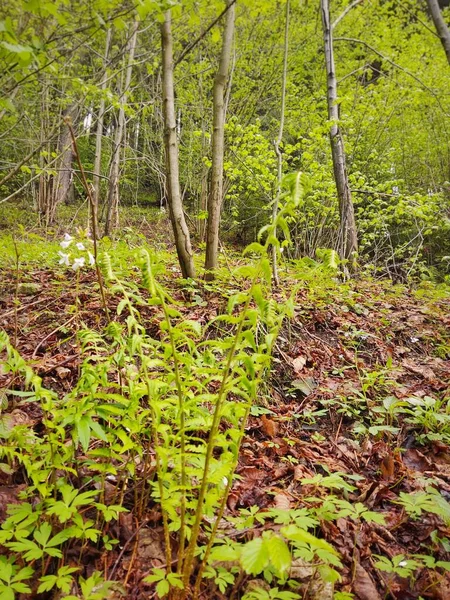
xmin=332 ymin=0 xmax=365 ymax=30
xmin=174 ymin=0 xmax=237 ymax=67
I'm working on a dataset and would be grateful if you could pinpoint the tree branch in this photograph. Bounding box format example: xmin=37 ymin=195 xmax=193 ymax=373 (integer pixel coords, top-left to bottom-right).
xmin=332 ymin=0 xmax=365 ymax=29
xmin=174 ymin=0 xmax=237 ymax=67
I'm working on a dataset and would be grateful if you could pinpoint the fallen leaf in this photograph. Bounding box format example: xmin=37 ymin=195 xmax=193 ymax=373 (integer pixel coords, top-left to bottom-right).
xmin=402 ymin=359 xmax=435 ymax=381
xmin=56 ymin=366 xmax=71 ymax=379
xmin=274 ymin=493 xmax=291 ymax=511
xmin=353 ymin=563 xmax=382 ymax=600
xmin=261 ymin=414 xmax=278 ymax=437
xmin=380 ymin=453 xmax=395 ymax=480
xmin=291 ymin=355 xmax=306 ymax=373
xmin=403 ymin=448 xmax=431 ymax=472
xmin=309 ymin=578 xmax=333 ymax=600
xmin=292 ymin=377 xmax=316 ymax=396
xmin=289 ymin=558 xmax=314 ymax=580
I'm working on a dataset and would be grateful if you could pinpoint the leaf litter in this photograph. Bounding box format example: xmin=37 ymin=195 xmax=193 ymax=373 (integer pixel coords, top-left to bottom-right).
xmin=0 ymin=266 xmax=449 ymax=599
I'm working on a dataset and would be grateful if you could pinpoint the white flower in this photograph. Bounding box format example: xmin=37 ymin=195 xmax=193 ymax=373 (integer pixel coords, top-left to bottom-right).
xmin=58 ymin=251 xmax=70 ymax=266
xmin=410 ymin=337 xmax=419 ymax=343
xmin=88 ymin=251 xmax=95 ymax=266
xmin=61 ymin=233 xmax=73 ymax=249
xmin=398 ymin=560 xmax=408 ymax=567
xmin=76 ymin=242 xmax=85 ymax=251
xmin=72 ymin=257 xmax=85 ymax=270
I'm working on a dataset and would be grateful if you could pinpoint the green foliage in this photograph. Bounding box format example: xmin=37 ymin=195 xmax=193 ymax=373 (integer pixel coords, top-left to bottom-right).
xmin=0 ymin=181 xmax=307 ymax=597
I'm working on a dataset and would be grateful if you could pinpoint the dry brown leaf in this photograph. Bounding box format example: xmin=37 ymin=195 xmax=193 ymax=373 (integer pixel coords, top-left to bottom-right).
xmin=261 ymin=414 xmax=278 ymax=437
xmin=402 ymin=358 xmax=435 ymax=381
xmin=56 ymin=366 xmax=71 ymax=379
xmin=291 ymin=355 xmax=306 ymax=374
xmin=227 ymin=492 xmax=239 ymax=511
xmin=380 ymin=453 xmax=395 ymax=480
xmin=403 ymin=448 xmax=431 ymax=472
xmin=353 ymin=563 xmax=382 ymax=600
xmin=290 ymin=558 xmax=314 ymax=580
xmin=274 ymin=492 xmax=291 ymax=511
xmin=309 ymin=578 xmax=333 ymax=600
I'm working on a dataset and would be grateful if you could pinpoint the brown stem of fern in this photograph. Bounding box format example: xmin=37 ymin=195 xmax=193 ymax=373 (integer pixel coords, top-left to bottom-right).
xmin=64 ymin=117 xmax=110 ymax=323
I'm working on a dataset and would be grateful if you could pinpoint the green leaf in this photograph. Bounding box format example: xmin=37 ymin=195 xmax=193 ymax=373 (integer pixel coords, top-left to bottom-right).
xmin=241 ymin=537 xmax=269 ymax=575
xmin=76 ymin=416 xmax=91 ymax=451
xmin=267 ymin=535 xmax=292 ymax=575
xmin=156 ymin=578 xmax=170 ymax=597
xmin=33 ymin=522 xmax=52 ymax=546
xmin=209 ymin=545 xmax=240 ymax=562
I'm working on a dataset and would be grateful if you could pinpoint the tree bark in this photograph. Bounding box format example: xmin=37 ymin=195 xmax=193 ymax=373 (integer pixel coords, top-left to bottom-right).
xmin=160 ymin=10 xmax=196 ymax=279
xmin=204 ymin=0 xmax=236 ymax=279
xmin=272 ymin=0 xmax=290 ymax=286
xmin=321 ymin=0 xmax=358 ymax=263
xmin=93 ymin=28 xmax=112 ymax=225
xmin=48 ymin=103 xmax=77 ymax=224
xmin=104 ymin=22 xmax=138 ymax=237
xmin=427 ymin=0 xmax=450 ymax=66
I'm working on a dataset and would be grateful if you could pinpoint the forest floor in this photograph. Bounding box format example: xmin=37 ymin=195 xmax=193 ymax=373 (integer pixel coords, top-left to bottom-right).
xmin=1 ymin=215 xmax=450 ymax=600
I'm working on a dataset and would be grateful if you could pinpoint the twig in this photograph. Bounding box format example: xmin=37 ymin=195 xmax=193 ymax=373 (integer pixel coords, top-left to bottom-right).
xmin=332 ymin=0 xmax=364 ymax=29
xmin=108 ymin=520 xmax=148 ymax=580
xmin=174 ymin=0 xmax=238 ymax=67
xmin=123 ymin=517 xmax=140 ymax=587
xmin=31 ymin=314 xmax=77 ymax=358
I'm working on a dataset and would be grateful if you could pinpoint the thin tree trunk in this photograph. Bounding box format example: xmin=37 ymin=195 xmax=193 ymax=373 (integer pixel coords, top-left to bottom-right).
xmin=92 ymin=28 xmax=112 ymax=230
xmin=38 ymin=93 xmax=50 ymax=221
xmin=50 ymin=104 xmax=77 ymax=223
xmin=204 ymin=0 xmax=236 ymax=279
xmin=321 ymin=0 xmax=358 ymax=264
xmin=426 ymin=0 xmax=450 ymax=66
xmin=160 ymin=10 xmax=196 ymax=279
xmin=104 ymin=22 xmax=138 ymax=236
xmin=272 ymin=0 xmax=290 ymax=286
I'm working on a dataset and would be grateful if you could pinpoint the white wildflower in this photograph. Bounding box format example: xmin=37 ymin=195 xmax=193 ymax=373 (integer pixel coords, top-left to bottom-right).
xmin=72 ymin=257 xmax=85 ymax=270
xmin=60 ymin=233 xmax=73 ymax=248
xmin=58 ymin=251 xmax=70 ymax=266
xmin=88 ymin=251 xmax=95 ymax=266
xmin=410 ymin=337 xmax=419 ymax=343
xmin=398 ymin=560 xmax=408 ymax=567
xmin=76 ymin=242 xmax=85 ymax=251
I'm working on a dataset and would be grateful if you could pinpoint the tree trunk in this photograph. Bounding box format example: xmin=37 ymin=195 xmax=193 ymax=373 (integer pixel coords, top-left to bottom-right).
xmin=48 ymin=103 xmax=77 ymax=224
xmin=92 ymin=28 xmax=112 ymax=230
xmin=204 ymin=0 xmax=236 ymax=279
xmin=427 ymin=0 xmax=450 ymax=66
xmin=321 ymin=0 xmax=358 ymax=263
xmin=104 ymin=22 xmax=138 ymax=237
xmin=160 ymin=10 xmax=196 ymax=279
xmin=272 ymin=0 xmax=290 ymax=286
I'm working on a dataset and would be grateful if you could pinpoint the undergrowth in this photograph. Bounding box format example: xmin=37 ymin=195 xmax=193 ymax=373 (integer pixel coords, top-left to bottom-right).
xmin=1 ymin=180 xmax=450 ymax=599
